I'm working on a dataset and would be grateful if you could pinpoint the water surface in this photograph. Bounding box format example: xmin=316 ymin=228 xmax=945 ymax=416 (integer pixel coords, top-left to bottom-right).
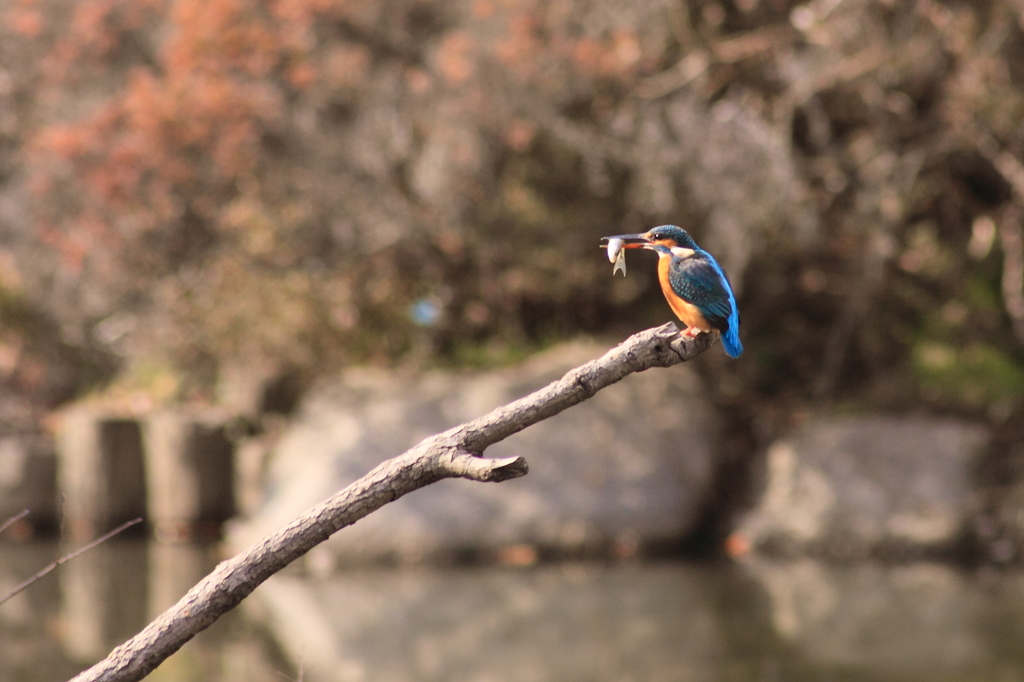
xmin=3 ymin=540 xmax=1024 ymax=682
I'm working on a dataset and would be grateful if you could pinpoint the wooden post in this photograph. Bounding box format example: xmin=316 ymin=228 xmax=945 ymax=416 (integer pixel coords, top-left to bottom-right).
xmin=143 ymin=411 xmax=235 ymax=541
xmin=57 ymin=410 xmax=147 ymax=540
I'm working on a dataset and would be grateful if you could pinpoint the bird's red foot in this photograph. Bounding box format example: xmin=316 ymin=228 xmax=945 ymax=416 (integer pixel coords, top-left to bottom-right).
xmin=680 ymin=326 xmax=701 ymax=337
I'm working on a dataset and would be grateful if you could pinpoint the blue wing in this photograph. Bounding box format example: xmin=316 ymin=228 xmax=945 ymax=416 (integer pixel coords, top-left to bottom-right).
xmin=669 ymin=252 xmax=743 ymax=357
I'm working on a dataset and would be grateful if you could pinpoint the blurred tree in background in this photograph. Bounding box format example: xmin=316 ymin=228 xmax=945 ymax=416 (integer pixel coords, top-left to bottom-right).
xmin=0 ymin=0 xmax=1022 ymax=433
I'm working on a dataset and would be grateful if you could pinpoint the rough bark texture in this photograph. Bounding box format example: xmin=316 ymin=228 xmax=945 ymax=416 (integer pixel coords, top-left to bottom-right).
xmin=70 ymin=323 xmax=713 ymax=682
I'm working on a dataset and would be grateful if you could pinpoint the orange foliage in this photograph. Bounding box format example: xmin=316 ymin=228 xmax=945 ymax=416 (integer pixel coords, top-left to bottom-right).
xmin=35 ymin=222 xmax=89 ymax=273
xmin=493 ymin=11 xmax=541 ymax=76
xmin=25 ymin=0 xmax=651 ymax=268
xmin=503 ymin=119 xmax=535 ymax=152
xmin=70 ymin=0 xmax=119 ymax=55
xmin=286 ymin=60 xmax=318 ymax=89
xmin=471 ymin=0 xmax=495 ymax=19
xmin=8 ymin=8 xmax=45 ymax=37
xmin=437 ymin=32 xmax=477 ymax=85
xmin=27 ymin=0 xmax=344 ymax=245
xmin=167 ymin=0 xmax=279 ymax=77
xmin=572 ymin=30 xmax=642 ymax=79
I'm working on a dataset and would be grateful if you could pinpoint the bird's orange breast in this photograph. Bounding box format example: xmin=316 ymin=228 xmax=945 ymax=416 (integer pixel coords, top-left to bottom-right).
xmin=657 ymin=256 xmax=713 ymax=331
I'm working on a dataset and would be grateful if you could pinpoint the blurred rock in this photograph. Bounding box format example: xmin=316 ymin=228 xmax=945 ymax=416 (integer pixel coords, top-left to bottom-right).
xmin=737 ymin=416 xmax=991 ymax=559
xmin=229 ymin=340 xmax=719 ymax=562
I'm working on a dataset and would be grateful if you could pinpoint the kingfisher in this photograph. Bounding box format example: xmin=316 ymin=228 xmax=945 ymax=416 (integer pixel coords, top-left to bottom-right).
xmin=602 ymin=225 xmax=743 ymax=358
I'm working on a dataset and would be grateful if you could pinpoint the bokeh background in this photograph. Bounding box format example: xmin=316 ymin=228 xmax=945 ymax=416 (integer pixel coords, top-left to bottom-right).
xmin=4 ymin=0 xmax=1024 ymax=680
xmin=1 ymin=0 xmax=1021 ymax=420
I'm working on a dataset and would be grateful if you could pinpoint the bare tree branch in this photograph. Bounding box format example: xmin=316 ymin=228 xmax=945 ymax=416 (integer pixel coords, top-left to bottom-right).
xmin=978 ymin=135 xmax=1024 ymax=343
xmin=70 ymin=323 xmax=714 ymax=682
xmin=998 ymin=205 xmax=1024 ymax=343
xmin=0 ymin=517 xmax=143 ymax=608
xmin=0 ymin=509 xmax=30 ymax=537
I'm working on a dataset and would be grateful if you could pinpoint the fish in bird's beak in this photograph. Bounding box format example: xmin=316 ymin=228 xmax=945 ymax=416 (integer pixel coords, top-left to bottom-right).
xmin=600 ymin=233 xmax=650 ymax=277
xmin=606 ymin=238 xmax=627 ymax=276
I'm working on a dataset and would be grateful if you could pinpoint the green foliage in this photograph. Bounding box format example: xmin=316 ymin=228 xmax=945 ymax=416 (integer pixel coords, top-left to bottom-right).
xmin=964 ymin=271 xmax=1003 ymax=314
xmin=913 ymin=341 xmax=1024 ymax=408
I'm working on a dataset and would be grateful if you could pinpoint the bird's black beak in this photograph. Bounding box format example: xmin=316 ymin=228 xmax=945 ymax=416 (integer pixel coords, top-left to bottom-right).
xmin=600 ymin=233 xmax=650 ymax=248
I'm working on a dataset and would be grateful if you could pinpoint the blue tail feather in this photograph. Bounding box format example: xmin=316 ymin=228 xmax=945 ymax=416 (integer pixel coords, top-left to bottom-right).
xmin=721 ymin=323 xmax=743 ymax=358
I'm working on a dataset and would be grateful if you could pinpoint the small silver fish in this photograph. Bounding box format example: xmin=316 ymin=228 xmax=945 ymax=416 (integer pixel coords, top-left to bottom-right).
xmin=606 ymin=238 xmax=627 ymax=276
